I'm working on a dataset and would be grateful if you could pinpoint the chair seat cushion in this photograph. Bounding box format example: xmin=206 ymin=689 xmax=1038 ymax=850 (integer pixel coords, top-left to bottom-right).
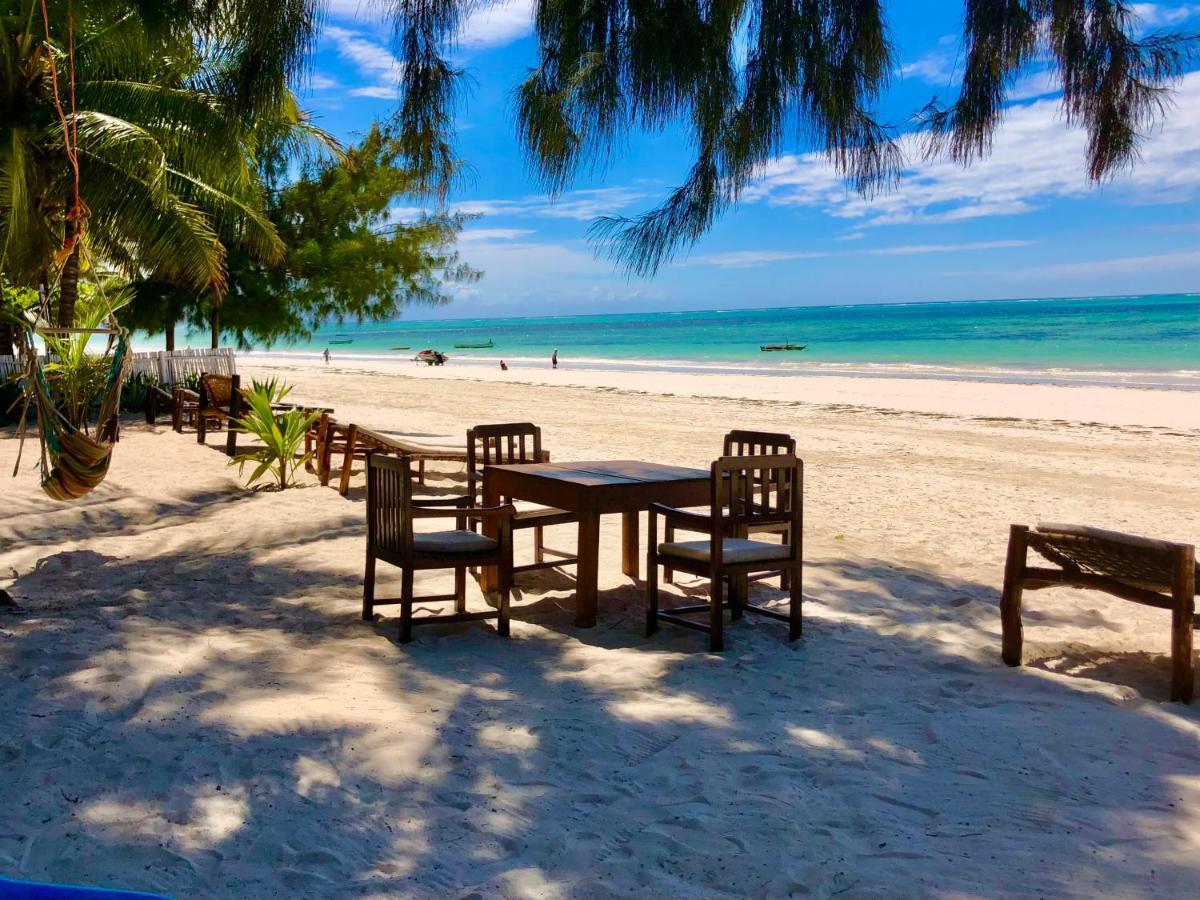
xmin=414 ymin=530 xmax=499 ymax=554
xmin=659 ymin=538 xmax=790 ymax=565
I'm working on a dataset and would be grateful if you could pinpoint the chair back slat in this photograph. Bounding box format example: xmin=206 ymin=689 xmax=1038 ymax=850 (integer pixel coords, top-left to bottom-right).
xmin=467 ymin=423 xmax=543 ymax=500
xmin=723 ymin=429 xmax=796 ymax=458
xmin=200 ymin=373 xmax=234 ymax=406
xmin=711 ymin=454 xmax=803 ymax=545
xmin=367 ymin=453 xmax=413 ymax=555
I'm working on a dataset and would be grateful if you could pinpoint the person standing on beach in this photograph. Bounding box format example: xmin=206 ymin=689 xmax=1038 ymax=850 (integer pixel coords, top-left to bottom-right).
xmin=500 ymin=360 xmax=508 ymax=371
xmin=323 ymin=348 xmax=331 ymax=365
xmin=551 ymin=348 xmax=558 ymax=369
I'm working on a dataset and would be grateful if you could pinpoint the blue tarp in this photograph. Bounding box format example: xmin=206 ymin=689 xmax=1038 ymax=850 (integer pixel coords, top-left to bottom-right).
xmin=0 ymin=877 xmax=171 ymax=899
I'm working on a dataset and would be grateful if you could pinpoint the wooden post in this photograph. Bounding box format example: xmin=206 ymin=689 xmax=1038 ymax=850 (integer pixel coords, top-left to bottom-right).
xmin=197 ymin=376 xmax=208 ymax=444
xmin=1170 ymin=545 xmax=1195 ymax=703
xmin=225 ymin=374 xmax=241 ymax=457
xmin=622 ymin=510 xmax=639 ymax=579
xmin=339 ymin=424 xmax=359 ymax=496
xmin=145 ymin=385 xmax=157 ymax=424
xmin=1000 ymin=524 xmax=1028 ymax=666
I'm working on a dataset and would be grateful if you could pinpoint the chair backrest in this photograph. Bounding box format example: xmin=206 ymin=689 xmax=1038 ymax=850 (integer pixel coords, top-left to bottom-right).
xmin=710 ymin=454 xmax=803 ymax=552
xmin=1030 ymin=523 xmax=1196 ymax=593
xmin=723 ymin=429 xmax=796 ymax=457
xmin=200 ymin=373 xmax=235 ymax=406
xmin=467 ymin=423 xmax=543 ymax=498
xmin=367 ymin=453 xmax=415 ymax=555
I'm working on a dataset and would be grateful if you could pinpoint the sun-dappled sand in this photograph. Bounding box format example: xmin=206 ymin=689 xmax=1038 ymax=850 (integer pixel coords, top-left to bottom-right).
xmin=2 ymin=362 xmax=1199 ymax=898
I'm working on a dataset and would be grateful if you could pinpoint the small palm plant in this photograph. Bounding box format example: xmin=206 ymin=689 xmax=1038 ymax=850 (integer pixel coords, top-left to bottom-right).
xmin=229 ymin=382 xmax=317 ymax=490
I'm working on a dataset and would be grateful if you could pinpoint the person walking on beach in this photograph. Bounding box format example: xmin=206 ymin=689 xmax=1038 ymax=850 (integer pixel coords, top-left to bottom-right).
xmin=500 ymin=360 xmax=508 ymax=371
xmin=551 ymin=348 xmax=558 ymax=369
xmin=323 ymin=348 xmax=331 ymax=365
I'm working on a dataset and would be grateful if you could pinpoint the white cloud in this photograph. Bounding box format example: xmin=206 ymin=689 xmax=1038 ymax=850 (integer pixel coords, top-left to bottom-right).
xmin=745 ymin=71 xmax=1200 ymax=227
xmin=457 ymin=228 xmax=535 ymax=242
xmin=1131 ymin=3 xmax=1200 ymax=27
xmin=454 ymin=187 xmax=651 ymax=221
xmin=459 ymin=0 xmax=534 ymax=49
xmin=325 ymin=26 xmax=402 ymax=98
xmin=898 ymin=49 xmax=959 ymax=85
xmin=866 ymin=240 xmax=1035 ymax=256
xmin=686 ymin=250 xmax=831 ymax=268
xmin=950 ymin=250 xmax=1199 ymax=279
xmin=834 ymin=231 xmax=865 ymax=242
xmin=310 ymin=73 xmax=340 ymax=91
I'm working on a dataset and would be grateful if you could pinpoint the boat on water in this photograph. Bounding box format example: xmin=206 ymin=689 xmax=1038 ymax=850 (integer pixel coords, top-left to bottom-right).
xmin=760 ymin=343 xmax=807 ymax=352
xmin=453 ymin=339 xmax=495 ymax=349
xmin=415 ymin=349 xmax=448 ymax=366
xmin=328 ymin=339 xmax=353 ymax=345
xmin=390 ymin=345 xmax=411 ymax=350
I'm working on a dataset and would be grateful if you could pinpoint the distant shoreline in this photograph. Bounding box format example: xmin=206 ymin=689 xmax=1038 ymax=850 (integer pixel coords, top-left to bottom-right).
xmin=243 ymin=348 xmax=1200 ymax=392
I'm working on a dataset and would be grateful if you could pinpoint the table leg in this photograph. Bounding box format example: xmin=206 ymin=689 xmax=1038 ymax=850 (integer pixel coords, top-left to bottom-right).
xmin=622 ymin=510 xmax=639 ymax=580
xmin=575 ymin=512 xmax=601 ymax=628
xmin=481 ymin=479 xmax=500 ymax=592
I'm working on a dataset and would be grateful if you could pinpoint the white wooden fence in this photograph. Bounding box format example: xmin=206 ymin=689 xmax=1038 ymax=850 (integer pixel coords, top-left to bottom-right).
xmin=1 ymin=347 xmax=236 ymax=387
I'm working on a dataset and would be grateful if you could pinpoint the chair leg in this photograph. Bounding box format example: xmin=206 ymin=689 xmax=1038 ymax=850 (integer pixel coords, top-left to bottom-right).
xmin=455 ymin=567 xmax=466 ymax=613
xmin=779 ymin=530 xmax=790 ymax=590
xmin=399 ymin=568 xmax=415 ymax=644
xmin=1000 ymin=525 xmax=1028 ymax=666
xmin=664 ymin=524 xmax=675 ymax=584
xmin=646 ymin=556 xmax=659 ymax=637
xmin=709 ymin=574 xmax=724 ymax=652
xmin=362 ymin=552 xmax=377 ymax=621
xmin=1171 ymin=546 xmax=1195 ymax=702
xmin=497 ymin=559 xmax=512 ymax=637
xmin=729 ymin=574 xmax=744 ymax=621
xmin=788 ymin=563 xmax=803 ymax=641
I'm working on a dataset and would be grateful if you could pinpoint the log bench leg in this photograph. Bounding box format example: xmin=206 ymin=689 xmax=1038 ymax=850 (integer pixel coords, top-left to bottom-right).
xmin=1171 ymin=545 xmax=1195 ymax=703
xmin=1001 ymin=524 xmax=1028 ymax=667
xmin=339 ymin=424 xmax=358 ymax=496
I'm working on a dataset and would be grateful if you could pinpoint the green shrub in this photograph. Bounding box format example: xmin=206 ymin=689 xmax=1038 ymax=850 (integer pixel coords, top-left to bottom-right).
xmin=229 ymin=383 xmax=318 ymax=490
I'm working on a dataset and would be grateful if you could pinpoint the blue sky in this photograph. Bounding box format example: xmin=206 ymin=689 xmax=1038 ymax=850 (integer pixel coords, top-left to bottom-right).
xmin=307 ymin=0 xmax=1200 ymax=319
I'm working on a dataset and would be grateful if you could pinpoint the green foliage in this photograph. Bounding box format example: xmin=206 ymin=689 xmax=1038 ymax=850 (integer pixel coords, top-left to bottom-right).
xmin=120 ymin=372 xmax=158 ymax=414
xmin=0 ymin=0 xmax=286 ymax=310
xmin=162 ymin=123 xmax=478 ymax=347
xmin=230 ymin=383 xmax=318 ymax=490
xmin=38 ymin=280 xmax=133 ymax=429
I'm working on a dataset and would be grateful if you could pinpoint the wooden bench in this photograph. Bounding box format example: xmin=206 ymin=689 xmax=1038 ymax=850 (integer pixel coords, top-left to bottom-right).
xmin=1001 ymin=523 xmax=1198 ymax=702
xmin=314 ymin=414 xmax=469 ymax=495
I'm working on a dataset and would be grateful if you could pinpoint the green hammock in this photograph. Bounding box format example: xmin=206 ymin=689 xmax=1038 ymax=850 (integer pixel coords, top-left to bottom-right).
xmin=16 ymin=326 xmax=132 ymax=501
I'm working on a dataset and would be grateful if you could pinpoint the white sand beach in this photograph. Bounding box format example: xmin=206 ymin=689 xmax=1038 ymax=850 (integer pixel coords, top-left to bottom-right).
xmin=2 ymin=361 xmax=1199 ymax=898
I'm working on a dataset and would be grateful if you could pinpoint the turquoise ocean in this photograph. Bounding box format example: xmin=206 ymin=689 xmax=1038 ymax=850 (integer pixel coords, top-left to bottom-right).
xmin=234 ymin=293 xmax=1199 ymax=389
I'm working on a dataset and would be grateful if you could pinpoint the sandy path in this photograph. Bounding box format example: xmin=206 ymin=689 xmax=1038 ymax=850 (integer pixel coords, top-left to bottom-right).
xmin=1 ymin=367 xmax=1198 ymax=898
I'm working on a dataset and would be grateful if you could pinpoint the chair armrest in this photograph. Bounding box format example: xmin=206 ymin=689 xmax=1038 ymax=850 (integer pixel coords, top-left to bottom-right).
xmin=465 ymin=504 xmax=517 ymax=522
xmin=650 ymin=503 xmax=712 ymax=530
xmin=174 ymin=387 xmax=199 ymax=402
xmin=411 ymin=495 xmax=471 ymax=508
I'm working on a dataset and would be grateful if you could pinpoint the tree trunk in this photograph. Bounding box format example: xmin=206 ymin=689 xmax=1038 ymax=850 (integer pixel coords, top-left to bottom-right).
xmin=209 ymin=305 xmax=219 ymax=349
xmin=165 ymin=319 xmax=175 ymax=352
xmin=0 ymin=320 xmax=13 ymax=357
xmin=57 ymin=218 xmax=81 ymax=327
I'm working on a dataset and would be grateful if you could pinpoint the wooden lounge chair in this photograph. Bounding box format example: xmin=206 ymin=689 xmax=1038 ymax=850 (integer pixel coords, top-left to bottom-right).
xmin=315 ymin=415 xmax=469 ymax=494
xmin=363 ymin=454 xmax=516 ymax=643
xmin=664 ymin=429 xmax=797 ymax=588
xmin=466 ymin=422 xmax=579 ymax=578
xmin=647 ymin=454 xmax=804 ymax=651
xmin=1001 ymin=523 xmax=1198 ymax=702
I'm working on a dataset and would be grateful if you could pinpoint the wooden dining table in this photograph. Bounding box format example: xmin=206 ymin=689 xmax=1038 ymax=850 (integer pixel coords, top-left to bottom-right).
xmin=481 ymin=460 xmax=710 ymax=627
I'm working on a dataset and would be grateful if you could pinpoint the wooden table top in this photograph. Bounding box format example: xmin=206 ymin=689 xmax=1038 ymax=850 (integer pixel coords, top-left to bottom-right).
xmin=484 ymin=460 xmax=709 ymax=486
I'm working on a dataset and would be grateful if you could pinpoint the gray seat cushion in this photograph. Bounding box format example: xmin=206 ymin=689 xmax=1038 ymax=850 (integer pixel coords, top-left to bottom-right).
xmin=414 ymin=530 xmax=499 ymax=554
xmin=658 ymin=538 xmax=790 ymax=565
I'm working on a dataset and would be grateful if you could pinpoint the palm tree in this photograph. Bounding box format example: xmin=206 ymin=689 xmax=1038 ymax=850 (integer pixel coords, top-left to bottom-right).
xmin=0 ymin=0 xmax=284 ymax=334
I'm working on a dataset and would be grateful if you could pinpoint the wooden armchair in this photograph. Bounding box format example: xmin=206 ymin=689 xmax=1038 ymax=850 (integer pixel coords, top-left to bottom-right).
xmin=664 ymin=429 xmax=797 ymax=588
xmin=195 ymin=374 xmax=244 ymax=455
xmin=1001 ymin=523 xmax=1198 ymax=701
xmin=467 ymin=423 xmax=579 ymax=577
xmin=647 ymin=454 xmax=804 ymax=651
xmin=364 ymin=453 xmax=516 ymax=644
